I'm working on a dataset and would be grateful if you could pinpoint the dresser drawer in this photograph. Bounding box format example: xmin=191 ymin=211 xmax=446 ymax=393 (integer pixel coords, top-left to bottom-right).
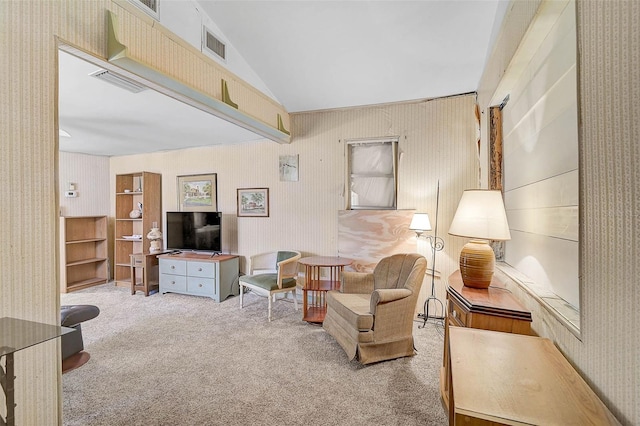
xmin=448 ymin=298 xmax=467 ymax=327
xmin=130 ymin=254 xmax=145 ymax=267
xmin=187 ymin=261 xmax=215 ymax=278
xmin=187 ymin=277 xmax=215 ymax=296
xmin=160 ymin=259 xmax=186 ymax=275
xmin=160 ymin=273 xmax=187 ymax=292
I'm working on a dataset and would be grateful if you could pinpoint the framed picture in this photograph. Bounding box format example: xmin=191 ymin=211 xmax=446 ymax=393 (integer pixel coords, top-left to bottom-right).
xmin=237 ymin=188 xmax=269 ymax=217
xmin=177 ymin=173 xmax=217 ymax=212
xmin=279 ymin=154 xmax=299 ymax=182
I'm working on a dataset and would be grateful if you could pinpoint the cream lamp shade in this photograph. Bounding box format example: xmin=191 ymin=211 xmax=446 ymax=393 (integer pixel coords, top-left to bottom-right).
xmin=449 ymin=190 xmax=511 ymax=289
xmin=409 ymin=213 xmax=432 ymax=237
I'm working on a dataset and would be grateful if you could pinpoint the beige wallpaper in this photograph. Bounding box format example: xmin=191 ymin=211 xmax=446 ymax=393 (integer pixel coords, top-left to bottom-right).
xmin=59 ymin=152 xmax=110 ymax=217
xmin=478 ymin=1 xmax=638 ymax=423
xmin=0 ymin=0 xmax=287 ymax=423
xmin=110 ymin=94 xmax=479 ymax=316
xmin=2 ymin=0 xmax=637 ymax=424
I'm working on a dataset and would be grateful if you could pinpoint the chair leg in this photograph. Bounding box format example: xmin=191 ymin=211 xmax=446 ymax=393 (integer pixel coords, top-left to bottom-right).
xmin=239 ymin=283 xmax=244 ymax=308
xmin=268 ymin=294 xmax=272 ymax=322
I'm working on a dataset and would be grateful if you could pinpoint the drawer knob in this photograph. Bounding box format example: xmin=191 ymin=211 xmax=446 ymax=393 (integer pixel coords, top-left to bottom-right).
xmin=198 ymin=283 xmax=203 ymax=288
xmin=171 ymin=265 xmax=175 ymax=269
xmin=198 ymin=267 xmax=202 ymax=271
xmin=171 ymin=281 xmax=175 ymax=285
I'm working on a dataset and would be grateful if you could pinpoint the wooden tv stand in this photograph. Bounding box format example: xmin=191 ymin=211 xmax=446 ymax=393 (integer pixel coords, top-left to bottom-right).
xmin=157 ymin=252 xmax=239 ymax=302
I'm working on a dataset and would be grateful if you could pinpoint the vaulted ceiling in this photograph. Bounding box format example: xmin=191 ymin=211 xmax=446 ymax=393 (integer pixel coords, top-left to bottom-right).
xmin=58 ymin=0 xmax=507 ymax=156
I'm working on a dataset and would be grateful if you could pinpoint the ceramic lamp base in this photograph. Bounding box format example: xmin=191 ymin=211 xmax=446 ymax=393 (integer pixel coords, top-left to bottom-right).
xmin=459 ymin=239 xmax=495 ymax=289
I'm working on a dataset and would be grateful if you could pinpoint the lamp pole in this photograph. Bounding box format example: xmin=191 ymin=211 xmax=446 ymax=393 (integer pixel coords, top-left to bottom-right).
xmin=418 ymin=181 xmax=445 ymax=328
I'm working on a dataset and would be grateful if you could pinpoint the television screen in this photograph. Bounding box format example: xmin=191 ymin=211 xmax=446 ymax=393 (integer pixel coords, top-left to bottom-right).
xmin=166 ymin=211 xmax=222 ymax=252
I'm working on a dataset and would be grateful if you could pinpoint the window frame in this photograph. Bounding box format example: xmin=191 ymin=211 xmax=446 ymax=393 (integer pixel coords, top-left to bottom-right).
xmin=345 ymin=137 xmax=399 ymax=210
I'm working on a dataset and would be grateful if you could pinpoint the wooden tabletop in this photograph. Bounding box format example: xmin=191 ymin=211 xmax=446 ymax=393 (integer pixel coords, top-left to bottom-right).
xmin=449 ymin=327 xmax=619 ymax=425
xmin=298 ymin=256 xmax=353 ymax=267
xmin=448 ymin=270 xmax=531 ymax=320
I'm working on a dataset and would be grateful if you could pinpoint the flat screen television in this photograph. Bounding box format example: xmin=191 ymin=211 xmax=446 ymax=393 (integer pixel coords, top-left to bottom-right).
xmin=166 ymin=211 xmax=222 ymax=253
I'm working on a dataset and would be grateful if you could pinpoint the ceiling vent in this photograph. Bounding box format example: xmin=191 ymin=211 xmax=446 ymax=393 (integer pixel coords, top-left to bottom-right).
xmin=89 ymin=69 xmax=147 ymax=93
xmin=203 ymin=27 xmax=226 ymax=61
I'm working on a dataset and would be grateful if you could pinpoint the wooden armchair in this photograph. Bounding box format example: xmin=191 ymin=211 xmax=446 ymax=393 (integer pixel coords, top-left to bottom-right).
xmin=323 ymin=253 xmax=427 ymax=364
xmin=239 ymin=251 xmax=301 ymax=321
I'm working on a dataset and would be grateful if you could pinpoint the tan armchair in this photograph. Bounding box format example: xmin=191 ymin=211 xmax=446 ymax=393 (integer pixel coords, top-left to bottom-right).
xmin=239 ymin=251 xmax=301 ymax=321
xmin=323 ymin=253 xmax=427 ymax=364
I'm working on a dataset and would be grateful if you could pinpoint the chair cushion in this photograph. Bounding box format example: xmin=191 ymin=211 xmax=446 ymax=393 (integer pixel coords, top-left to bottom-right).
xmin=276 ymin=251 xmax=298 ymax=269
xmin=277 ymin=251 xmax=298 ymax=262
xmin=60 ymin=305 xmax=100 ymax=327
xmin=240 ymin=273 xmax=297 ymax=291
xmin=373 ymin=253 xmax=424 ymax=290
xmin=326 ymin=291 xmax=373 ymax=331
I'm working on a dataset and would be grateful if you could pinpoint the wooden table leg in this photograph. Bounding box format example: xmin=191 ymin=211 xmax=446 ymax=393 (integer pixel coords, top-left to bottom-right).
xmin=1 ymin=353 xmax=15 ymax=426
xmin=130 ymin=261 xmax=136 ymax=295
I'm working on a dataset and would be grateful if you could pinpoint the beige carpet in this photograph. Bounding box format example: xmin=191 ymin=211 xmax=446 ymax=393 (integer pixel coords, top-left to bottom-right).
xmin=61 ymin=283 xmax=447 ymax=426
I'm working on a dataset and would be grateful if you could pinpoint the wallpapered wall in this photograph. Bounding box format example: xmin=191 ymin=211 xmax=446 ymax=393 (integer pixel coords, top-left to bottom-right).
xmin=109 ymin=94 xmax=479 ymax=319
xmin=0 ymin=0 xmax=288 ymax=422
xmin=59 ymin=152 xmax=110 ymax=217
xmin=478 ymin=1 xmax=638 ymax=424
xmin=1 ymin=0 xmax=637 ymax=424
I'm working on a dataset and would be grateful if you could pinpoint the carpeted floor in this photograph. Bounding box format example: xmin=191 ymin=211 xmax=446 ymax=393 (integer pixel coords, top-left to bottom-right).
xmin=61 ymin=283 xmax=448 ymax=426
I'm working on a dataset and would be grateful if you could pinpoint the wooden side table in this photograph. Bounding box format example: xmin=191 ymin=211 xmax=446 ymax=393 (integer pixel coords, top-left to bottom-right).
xmin=298 ymin=256 xmax=353 ymax=323
xmin=130 ymin=252 xmax=165 ymax=296
xmin=447 ymin=327 xmax=619 ymax=425
xmin=0 ymin=318 xmax=73 ymax=426
xmin=441 ymin=270 xmax=532 ymax=409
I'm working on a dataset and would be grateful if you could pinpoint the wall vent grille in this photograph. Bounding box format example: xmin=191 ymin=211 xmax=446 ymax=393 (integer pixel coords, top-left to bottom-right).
xmin=89 ymin=69 xmax=147 ymax=93
xmin=203 ymin=27 xmax=226 ymax=61
xmin=130 ymin=0 xmax=159 ymax=19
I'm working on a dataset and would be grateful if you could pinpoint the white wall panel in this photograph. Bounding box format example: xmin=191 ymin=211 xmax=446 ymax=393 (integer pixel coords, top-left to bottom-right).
xmin=500 ymin=0 xmax=578 ymax=320
xmin=505 ymin=169 xmax=578 ymax=209
xmin=505 ymin=230 xmax=578 ymax=307
xmin=504 ymin=103 xmax=578 ymax=191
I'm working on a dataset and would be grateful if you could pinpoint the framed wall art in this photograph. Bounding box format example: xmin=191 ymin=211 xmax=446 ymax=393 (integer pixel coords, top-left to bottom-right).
xmin=177 ymin=173 xmax=217 ymax=212
xmin=237 ymin=188 xmax=269 ymax=217
xmin=279 ymin=154 xmax=299 ymax=182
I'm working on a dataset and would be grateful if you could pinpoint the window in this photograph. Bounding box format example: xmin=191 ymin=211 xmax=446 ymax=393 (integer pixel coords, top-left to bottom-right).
xmin=347 ymin=138 xmax=398 ymax=209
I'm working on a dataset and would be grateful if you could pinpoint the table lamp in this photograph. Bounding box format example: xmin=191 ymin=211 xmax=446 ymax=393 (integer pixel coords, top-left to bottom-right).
xmin=146 ymin=222 xmax=163 ymax=253
xmin=448 ymin=190 xmax=511 ymax=289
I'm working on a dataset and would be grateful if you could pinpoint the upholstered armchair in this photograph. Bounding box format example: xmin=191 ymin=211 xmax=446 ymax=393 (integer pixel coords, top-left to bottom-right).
xmin=239 ymin=251 xmax=301 ymax=321
xmin=323 ymin=253 xmax=427 ymax=364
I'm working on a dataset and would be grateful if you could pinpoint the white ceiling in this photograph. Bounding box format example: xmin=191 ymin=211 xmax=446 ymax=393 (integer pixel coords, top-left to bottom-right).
xmin=58 ymin=0 xmax=507 ymax=156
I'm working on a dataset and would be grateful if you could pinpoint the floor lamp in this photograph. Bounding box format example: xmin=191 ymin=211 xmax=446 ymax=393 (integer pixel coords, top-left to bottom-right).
xmin=410 ymin=182 xmax=445 ymax=328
